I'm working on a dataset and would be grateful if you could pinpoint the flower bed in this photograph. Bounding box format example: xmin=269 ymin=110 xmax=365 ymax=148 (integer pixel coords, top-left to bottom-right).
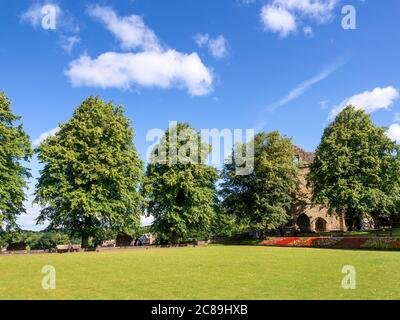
xmin=393 ymin=239 xmax=400 ymax=249
xmin=334 ymin=237 xmax=367 ymax=249
xmin=274 ymin=237 xmax=300 ymax=245
xmin=292 ymin=237 xmax=318 ymax=247
xmin=361 ymin=238 xmax=400 ymax=250
xmin=261 ymin=237 xmax=400 ymax=250
xmin=261 ymin=238 xmax=296 ymax=246
xmin=311 ymin=237 xmax=341 ymax=248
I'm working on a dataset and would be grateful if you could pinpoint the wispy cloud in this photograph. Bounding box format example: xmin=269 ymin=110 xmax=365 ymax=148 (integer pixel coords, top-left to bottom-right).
xmin=194 ymin=34 xmax=229 ymax=59
xmin=20 ymin=2 xmax=79 ymax=33
xmin=254 ymin=55 xmax=350 ymax=131
xmin=33 ymin=127 xmax=60 ymax=146
xmin=238 ymin=0 xmax=256 ymax=6
xmin=86 ymin=5 xmax=161 ymax=52
xmin=20 ymin=2 xmax=80 ymax=53
xmin=59 ymin=35 xmax=80 ymax=54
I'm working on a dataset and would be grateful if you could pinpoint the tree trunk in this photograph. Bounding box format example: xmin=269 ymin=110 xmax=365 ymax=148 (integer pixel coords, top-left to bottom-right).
xmin=81 ymin=234 xmax=89 ymax=249
xmin=81 ymin=215 xmax=91 ymax=248
xmin=346 ymin=209 xmax=356 ymax=231
xmin=171 ymin=232 xmax=179 ymax=245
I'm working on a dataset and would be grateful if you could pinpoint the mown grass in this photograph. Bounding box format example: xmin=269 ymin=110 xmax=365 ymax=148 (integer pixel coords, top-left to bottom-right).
xmin=0 ymin=246 xmax=399 ymax=300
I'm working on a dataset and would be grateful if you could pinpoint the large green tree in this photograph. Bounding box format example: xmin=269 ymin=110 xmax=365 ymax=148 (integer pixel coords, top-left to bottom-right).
xmin=0 ymin=92 xmax=31 ymax=231
xmin=220 ymin=131 xmax=297 ymax=237
xmin=144 ymin=123 xmax=218 ymax=244
xmin=309 ymin=106 xmax=400 ymax=230
xmin=35 ymin=97 xmax=143 ymax=247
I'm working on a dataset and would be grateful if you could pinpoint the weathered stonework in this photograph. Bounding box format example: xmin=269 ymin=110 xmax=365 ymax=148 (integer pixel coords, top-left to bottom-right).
xmin=290 ymin=147 xmax=346 ymax=232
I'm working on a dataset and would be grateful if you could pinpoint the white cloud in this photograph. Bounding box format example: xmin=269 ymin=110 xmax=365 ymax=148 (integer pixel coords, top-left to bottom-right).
xmin=20 ymin=2 xmax=79 ymax=33
xmin=65 ymin=51 xmax=213 ymax=96
xmin=261 ymin=5 xmax=297 ymax=37
xmin=209 ymin=36 xmax=228 ymax=59
xmin=386 ymin=123 xmax=400 ymax=144
xmin=303 ymin=25 xmax=314 ymax=36
xmin=238 ymin=0 xmax=256 ymax=5
xmin=20 ymin=3 xmax=80 ymax=53
xmin=276 ymin=0 xmax=338 ymax=22
xmin=87 ymin=5 xmax=161 ymax=52
xmin=65 ymin=6 xmax=213 ymax=96
xmin=194 ymin=34 xmax=229 ymax=59
xmin=59 ymin=35 xmax=80 ymax=54
xmin=33 ymin=127 xmax=60 ymax=146
xmin=194 ymin=34 xmax=210 ymax=47
xmin=20 ymin=2 xmax=61 ymax=28
xmin=260 ymin=0 xmax=339 ymax=37
xmin=329 ymin=87 xmax=400 ymax=119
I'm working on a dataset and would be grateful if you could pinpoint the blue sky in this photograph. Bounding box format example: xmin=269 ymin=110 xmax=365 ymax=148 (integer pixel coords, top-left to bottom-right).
xmin=0 ymin=0 xmax=399 ymax=230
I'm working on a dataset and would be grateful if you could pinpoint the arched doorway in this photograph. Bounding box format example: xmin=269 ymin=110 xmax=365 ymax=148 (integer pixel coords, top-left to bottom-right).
xmin=315 ymin=218 xmax=327 ymax=232
xmin=296 ymin=214 xmax=311 ymax=233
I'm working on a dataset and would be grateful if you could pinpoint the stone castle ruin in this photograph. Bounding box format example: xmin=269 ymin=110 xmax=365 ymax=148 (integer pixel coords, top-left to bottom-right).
xmin=289 ymin=147 xmax=346 ymax=233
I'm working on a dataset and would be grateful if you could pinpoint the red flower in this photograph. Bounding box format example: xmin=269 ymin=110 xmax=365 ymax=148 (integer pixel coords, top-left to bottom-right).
xmin=275 ymin=237 xmax=300 ymax=245
xmin=391 ymin=240 xmax=400 ymax=249
xmin=302 ymin=238 xmax=318 ymax=246
xmin=261 ymin=237 xmax=299 ymax=246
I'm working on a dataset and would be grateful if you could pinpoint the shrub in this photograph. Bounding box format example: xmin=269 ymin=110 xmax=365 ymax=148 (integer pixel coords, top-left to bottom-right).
xmin=261 ymin=237 xmax=400 ymax=250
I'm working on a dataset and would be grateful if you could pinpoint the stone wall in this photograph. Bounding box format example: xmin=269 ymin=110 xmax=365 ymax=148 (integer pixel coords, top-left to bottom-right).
xmin=290 ymin=148 xmax=346 ymax=232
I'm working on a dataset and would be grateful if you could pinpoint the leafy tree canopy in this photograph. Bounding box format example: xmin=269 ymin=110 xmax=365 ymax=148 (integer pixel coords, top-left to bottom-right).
xmin=35 ymin=97 xmax=143 ymax=246
xmin=144 ymin=123 xmax=218 ymax=243
xmin=220 ymin=131 xmax=297 ymax=235
xmin=309 ymin=106 xmax=400 ymax=227
xmin=0 ymin=92 xmax=32 ymax=231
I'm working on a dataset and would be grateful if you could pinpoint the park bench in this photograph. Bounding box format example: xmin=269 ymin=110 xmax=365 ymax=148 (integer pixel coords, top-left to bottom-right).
xmin=101 ymin=240 xmax=116 ymax=247
xmin=56 ymin=244 xmax=82 ymax=253
xmin=56 ymin=245 xmax=70 ymax=253
xmin=70 ymin=244 xmax=81 ymax=252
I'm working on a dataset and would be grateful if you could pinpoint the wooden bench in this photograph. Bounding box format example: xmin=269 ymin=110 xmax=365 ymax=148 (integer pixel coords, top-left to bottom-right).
xmin=70 ymin=244 xmax=81 ymax=252
xmin=56 ymin=245 xmax=70 ymax=253
xmin=56 ymin=244 xmax=82 ymax=253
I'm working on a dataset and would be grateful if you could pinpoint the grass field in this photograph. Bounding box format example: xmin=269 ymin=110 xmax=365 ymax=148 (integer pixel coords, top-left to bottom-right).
xmin=1 ymin=246 xmax=399 ymax=300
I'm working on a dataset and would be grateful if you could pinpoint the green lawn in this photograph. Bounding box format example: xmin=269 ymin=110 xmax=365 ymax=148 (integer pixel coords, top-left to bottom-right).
xmin=0 ymin=246 xmax=399 ymax=300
